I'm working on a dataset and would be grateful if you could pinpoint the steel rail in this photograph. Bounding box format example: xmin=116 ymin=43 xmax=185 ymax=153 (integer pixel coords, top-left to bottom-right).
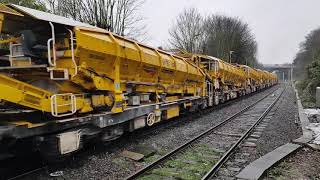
xmin=125 ymin=86 xmax=281 ymax=180
xmin=201 ymin=87 xmax=285 ymax=180
xmin=7 ymin=166 xmax=47 ymax=180
xmin=132 ymin=86 xmax=275 ymax=139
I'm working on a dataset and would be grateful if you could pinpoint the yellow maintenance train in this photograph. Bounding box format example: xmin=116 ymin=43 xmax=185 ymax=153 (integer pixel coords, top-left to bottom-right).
xmin=0 ymin=4 xmax=277 ymax=160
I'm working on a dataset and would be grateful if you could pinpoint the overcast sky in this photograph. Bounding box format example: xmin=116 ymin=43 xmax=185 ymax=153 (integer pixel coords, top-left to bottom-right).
xmin=141 ymin=0 xmax=320 ymax=64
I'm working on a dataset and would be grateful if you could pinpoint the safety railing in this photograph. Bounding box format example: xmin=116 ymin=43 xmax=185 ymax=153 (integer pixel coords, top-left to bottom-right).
xmin=67 ymin=29 xmax=77 ymax=77
xmin=51 ymin=93 xmax=77 ymax=117
xmin=47 ymin=22 xmax=77 ymax=80
xmin=47 ymin=22 xmax=56 ymax=67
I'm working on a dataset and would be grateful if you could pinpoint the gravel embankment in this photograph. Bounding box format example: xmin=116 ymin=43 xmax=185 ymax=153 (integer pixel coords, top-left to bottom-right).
xmin=264 ymin=147 xmax=320 ymax=179
xmin=213 ymin=83 xmax=302 ymax=179
xmin=25 ymin=86 xmax=280 ymax=180
xmin=255 ymin=83 xmax=302 ymax=157
xmin=261 ymin=84 xmax=318 ymax=180
xmin=213 ymin=86 xmax=285 ymax=179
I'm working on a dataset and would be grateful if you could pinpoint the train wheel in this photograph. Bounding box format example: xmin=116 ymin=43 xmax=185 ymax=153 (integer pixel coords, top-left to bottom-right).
xmin=146 ymin=112 xmax=156 ymax=126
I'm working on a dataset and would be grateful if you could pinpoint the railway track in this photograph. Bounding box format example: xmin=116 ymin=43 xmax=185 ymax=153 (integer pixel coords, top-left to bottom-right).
xmin=6 ymin=167 xmax=47 ymax=180
xmin=130 ymin=86 xmax=275 ymax=140
xmin=125 ymin=87 xmax=284 ymax=180
xmin=3 ymin=86 xmax=278 ymax=180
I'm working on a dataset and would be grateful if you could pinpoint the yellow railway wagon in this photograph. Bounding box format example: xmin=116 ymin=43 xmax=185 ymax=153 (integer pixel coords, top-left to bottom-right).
xmin=74 ymin=27 xmax=205 ymax=95
xmin=256 ymin=69 xmax=275 ymax=88
xmin=213 ymin=57 xmax=247 ymax=88
xmin=272 ymin=73 xmax=278 ymax=84
xmin=239 ymin=65 xmax=262 ymax=91
xmin=265 ymin=71 xmax=277 ymax=85
xmin=178 ymin=53 xmax=250 ymax=105
xmin=262 ymin=70 xmax=271 ymax=86
xmin=240 ymin=65 xmax=260 ymax=83
xmin=256 ymin=69 xmax=265 ymax=86
xmin=180 ymin=53 xmax=246 ymax=88
xmin=0 ymin=4 xmax=206 ymax=116
xmin=0 ymin=4 xmax=277 ymax=161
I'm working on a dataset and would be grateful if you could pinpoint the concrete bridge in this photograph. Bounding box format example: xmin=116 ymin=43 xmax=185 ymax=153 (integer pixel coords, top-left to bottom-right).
xmin=263 ymin=64 xmax=293 ymax=82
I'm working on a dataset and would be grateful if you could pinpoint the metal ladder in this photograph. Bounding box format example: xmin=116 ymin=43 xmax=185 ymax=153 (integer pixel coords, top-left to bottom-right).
xmin=47 ymin=22 xmax=78 ymax=80
xmin=47 ymin=22 xmax=79 ymax=117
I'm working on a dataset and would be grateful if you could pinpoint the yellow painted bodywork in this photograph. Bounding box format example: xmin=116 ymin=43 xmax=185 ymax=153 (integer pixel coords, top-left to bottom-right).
xmin=257 ymin=69 xmax=268 ymax=84
xmin=68 ymin=27 xmax=205 ymax=96
xmin=0 ymin=74 xmax=88 ymax=113
xmin=0 ymin=4 xmax=206 ymax=116
xmin=180 ymin=53 xmax=277 ymax=90
xmin=215 ymin=60 xmax=246 ymax=87
xmin=180 ymin=53 xmax=246 ymax=88
xmin=240 ymin=65 xmax=261 ymax=85
xmin=0 ymin=4 xmax=23 ymax=16
xmin=0 ymin=4 xmax=277 ymax=119
xmin=11 ymin=121 xmax=45 ymax=128
xmin=165 ymin=106 xmax=180 ymax=120
xmin=58 ymin=27 xmax=206 ymax=113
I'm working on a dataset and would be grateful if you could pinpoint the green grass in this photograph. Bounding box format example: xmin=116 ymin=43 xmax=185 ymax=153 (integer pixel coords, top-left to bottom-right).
xmin=139 ymin=144 xmax=222 ymax=180
xmin=112 ymin=156 xmax=132 ymax=169
xmin=143 ymin=148 xmax=167 ymax=164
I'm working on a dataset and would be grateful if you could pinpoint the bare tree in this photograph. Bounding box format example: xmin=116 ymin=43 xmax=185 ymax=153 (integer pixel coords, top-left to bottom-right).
xmin=1 ymin=0 xmax=46 ymax=10
xmin=204 ymin=15 xmax=258 ymax=66
xmin=45 ymin=0 xmax=146 ymax=40
xmin=169 ymin=8 xmax=205 ymax=53
xmin=168 ymin=9 xmax=258 ymax=67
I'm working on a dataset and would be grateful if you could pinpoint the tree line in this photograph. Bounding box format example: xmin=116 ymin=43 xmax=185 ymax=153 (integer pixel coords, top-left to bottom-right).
xmin=293 ymin=28 xmax=320 ymax=107
xmin=169 ymin=8 xmax=260 ymax=68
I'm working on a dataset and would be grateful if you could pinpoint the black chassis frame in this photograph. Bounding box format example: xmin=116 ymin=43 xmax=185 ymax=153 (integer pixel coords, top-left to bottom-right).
xmin=0 ymin=96 xmax=205 ymax=141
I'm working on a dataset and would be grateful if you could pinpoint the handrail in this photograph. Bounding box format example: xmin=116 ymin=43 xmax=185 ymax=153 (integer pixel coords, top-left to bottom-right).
xmin=51 ymin=93 xmax=77 ymax=117
xmin=47 ymin=38 xmax=53 ymax=66
xmin=67 ymin=29 xmax=77 ymax=77
xmin=47 ymin=22 xmax=56 ymax=66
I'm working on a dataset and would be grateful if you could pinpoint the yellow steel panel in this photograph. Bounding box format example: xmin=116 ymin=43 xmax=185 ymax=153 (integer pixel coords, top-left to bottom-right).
xmin=160 ymin=54 xmax=175 ymax=70
xmin=140 ymin=47 xmax=160 ymax=66
xmin=0 ymin=74 xmax=88 ymax=114
xmin=165 ymin=106 xmax=179 ymax=120
xmin=0 ymin=4 xmax=24 ymax=16
xmin=216 ymin=59 xmax=246 ymax=84
xmin=12 ymin=121 xmax=45 ymax=128
xmin=175 ymin=58 xmax=187 ymax=72
xmin=76 ymin=29 xmax=116 ymax=55
xmin=165 ymin=96 xmax=179 ymax=101
xmin=188 ymin=65 xmax=199 ymax=75
xmin=118 ymin=39 xmax=140 ymax=62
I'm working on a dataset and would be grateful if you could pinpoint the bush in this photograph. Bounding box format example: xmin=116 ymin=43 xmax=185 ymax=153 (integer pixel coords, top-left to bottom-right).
xmin=296 ymin=80 xmax=316 ymax=108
